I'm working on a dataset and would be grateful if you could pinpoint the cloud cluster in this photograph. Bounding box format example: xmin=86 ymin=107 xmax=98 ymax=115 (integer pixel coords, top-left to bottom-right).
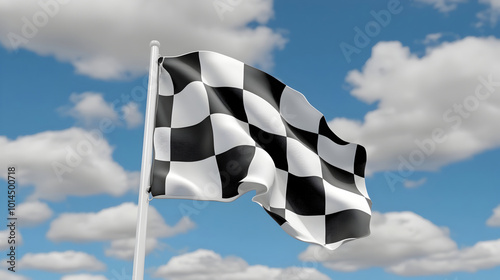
xmin=47 ymin=202 xmax=195 ymax=260
xmin=59 ymin=92 xmax=143 ymax=129
xmin=0 ymin=128 xmax=139 ymax=201
xmin=415 ymin=0 xmax=466 ymax=12
xmin=330 ymin=37 xmax=500 ymax=176
xmin=299 ymin=211 xmax=500 ymax=276
xmin=0 ymin=229 xmax=22 ymax=251
xmin=0 ymin=0 xmax=286 ymax=80
xmin=487 ymin=204 xmax=500 ymax=227
xmin=0 ymin=270 xmax=29 ymax=280
xmin=154 ymin=249 xmax=331 ymax=280
xmin=20 ymin=251 xmax=106 ymax=273
xmin=17 ymin=200 xmax=53 ymax=227
xmin=61 ymin=274 xmax=109 ymax=280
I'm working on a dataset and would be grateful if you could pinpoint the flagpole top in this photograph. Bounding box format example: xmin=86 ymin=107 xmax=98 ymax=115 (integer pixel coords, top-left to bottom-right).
xmin=150 ymin=40 xmax=160 ymax=48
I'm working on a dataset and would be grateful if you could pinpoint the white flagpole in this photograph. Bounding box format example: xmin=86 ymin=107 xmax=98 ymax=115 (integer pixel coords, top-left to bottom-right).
xmin=132 ymin=40 xmax=160 ymax=280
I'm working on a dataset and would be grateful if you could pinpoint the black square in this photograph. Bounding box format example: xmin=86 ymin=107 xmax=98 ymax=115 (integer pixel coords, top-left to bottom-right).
xmin=249 ymin=125 xmax=288 ymax=171
xmin=318 ymin=117 xmax=348 ymax=145
xmin=206 ymin=85 xmax=248 ymax=122
xmin=155 ymin=95 xmax=173 ymax=127
xmin=215 ymin=146 xmax=255 ymax=199
xmin=354 ymin=145 xmax=367 ymax=177
xmin=265 ymin=207 xmax=286 ymax=226
xmin=325 ymin=209 xmax=371 ymax=244
xmin=170 ymin=117 xmax=215 ymax=161
xmin=150 ymin=160 xmax=170 ymax=196
xmin=285 ymin=174 xmax=325 ymax=216
xmin=243 ymin=64 xmax=286 ymax=110
xmin=320 ymin=159 xmax=361 ymax=196
xmin=162 ymin=52 xmax=201 ymax=94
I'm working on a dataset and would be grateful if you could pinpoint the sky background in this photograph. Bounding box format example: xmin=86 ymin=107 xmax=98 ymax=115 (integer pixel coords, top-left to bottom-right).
xmin=1 ymin=0 xmax=500 ymax=280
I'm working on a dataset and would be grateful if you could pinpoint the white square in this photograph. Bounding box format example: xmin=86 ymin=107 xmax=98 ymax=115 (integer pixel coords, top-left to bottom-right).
xmin=253 ymin=168 xmax=287 ymax=209
xmin=323 ymin=180 xmax=371 ymax=215
xmin=286 ymin=138 xmax=322 ymax=177
xmin=317 ymin=135 xmax=357 ymax=173
xmin=355 ymin=175 xmax=370 ymax=199
xmin=280 ymin=86 xmax=323 ymax=133
xmin=210 ymin=114 xmax=254 ymax=154
xmin=171 ymin=81 xmax=210 ymax=128
xmin=153 ymin=127 xmax=171 ymax=161
xmin=243 ymin=90 xmax=286 ymax=136
xmin=158 ymin=66 xmax=174 ymax=96
xmin=243 ymin=147 xmax=276 ymax=199
xmin=200 ymin=51 xmax=244 ymax=88
xmin=283 ymin=210 xmax=325 ymax=245
xmin=166 ymin=157 xmax=222 ymax=200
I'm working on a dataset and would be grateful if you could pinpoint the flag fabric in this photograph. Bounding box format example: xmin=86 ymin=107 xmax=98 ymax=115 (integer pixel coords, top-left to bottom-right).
xmin=149 ymin=51 xmax=371 ymax=250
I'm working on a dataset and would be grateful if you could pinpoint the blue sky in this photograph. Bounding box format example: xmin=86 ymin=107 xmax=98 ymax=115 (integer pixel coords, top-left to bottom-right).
xmin=1 ymin=1 xmax=500 ymax=280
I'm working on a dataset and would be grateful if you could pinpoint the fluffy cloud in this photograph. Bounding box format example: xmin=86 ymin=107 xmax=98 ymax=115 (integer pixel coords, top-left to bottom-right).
xmin=415 ymin=0 xmax=465 ymax=12
xmin=61 ymin=274 xmax=108 ymax=280
xmin=121 ymin=102 xmax=143 ymax=128
xmin=154 ymin=249 xmax=331 ymax=280
xmin=330 ymin=37 xmax=500 ymax=176
xmin=299 ymin=211 xmax=500 ymax=276
xmin=47 ymin=202 xmax=194 ymax=260
xmin=0 ymin=128 xmax=139 ymax=201
xmin=487 ymin=204 xmax=500 ymax=226
xmin=20 ymin=251 xmax=106 ymax=273
xmin=0 ymin=270 xmax=29 ymax=280
xmin=0 ymin=229 xmax=22 ymax=250
xmin=0 ymin=0 xmax=286 ymax=80
xmin=477 ymin=0 xmax=500 ymax=27
xmin=61 ymin=92 xmax=119 ymax=126
xmin=388 ymin=239 xmax=500 ymax=275
xmin=105 ymin=237 xmax=159 ymax=260
xmin=47 ymin=202 xmax=194 ymax=241
xmin=17 ymin=200 xmax=53 ymax=227
xmin=60 ymin=92 xmax=143 ymax=129
xmin=403 ymin=177 xmax=427 ymax=188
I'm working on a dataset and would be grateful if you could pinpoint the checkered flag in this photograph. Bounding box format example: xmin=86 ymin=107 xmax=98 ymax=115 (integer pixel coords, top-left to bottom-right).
xmin=150 ymin=51 xmax=371 ymax=249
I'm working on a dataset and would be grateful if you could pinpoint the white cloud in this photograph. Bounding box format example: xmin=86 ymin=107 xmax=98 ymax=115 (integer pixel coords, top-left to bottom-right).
xmin=0 ymin=229 xmax=22 ymax=250
xmin=299 ymin=211 xmax=500 ymax=276
xmin=403 ymin=177 xmax=427 ymax=188
xmin=0 ymin=128 xmax=139 ymax=201
xmin=17 ymin=200 xmax=53 ymax=227
xmin=415 ymin=0 xmax=465 ymax=12
xmin=47 ymin=202 xmax=194 ymax=260
xmin=154 ymin=249 xmax=331 ymax=280
xmin=105 ymin=237 xmax=159 ymax=260
xmin=388 ymin=239 xmax=500 ymax=275
xmin=60 ymin=92 xmax=143 ymax=129
xmin=61 ymin=274 xmax=108 ymax=280
xmin=20 ymin=251 xmax=106 ymax=273
xmin=477 ymin=0 xmax=500 ymax=27
xmin=0 ymin=0 xmax=286 ymax=80
xmin=330 ymin=37 xmax=500 ymax=176
xmin=487 ymin=204 xmax=500 ymax=226
xmin=0 ymin=270 xmax=29 ymax=280
xmin=121 ymin=102 xmax=143 ymax=128
xmin=47 ymin=202 xmax=194 ymax=241
xmin=423 ymin=32 xmax=443 ymax=44
xmin=61 ymin=92 xmax=119 ymax=127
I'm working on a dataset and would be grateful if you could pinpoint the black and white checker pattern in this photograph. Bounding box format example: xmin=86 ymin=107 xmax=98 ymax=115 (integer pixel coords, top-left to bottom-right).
xmin=150 ymin=51 xmax=371 ymax=249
